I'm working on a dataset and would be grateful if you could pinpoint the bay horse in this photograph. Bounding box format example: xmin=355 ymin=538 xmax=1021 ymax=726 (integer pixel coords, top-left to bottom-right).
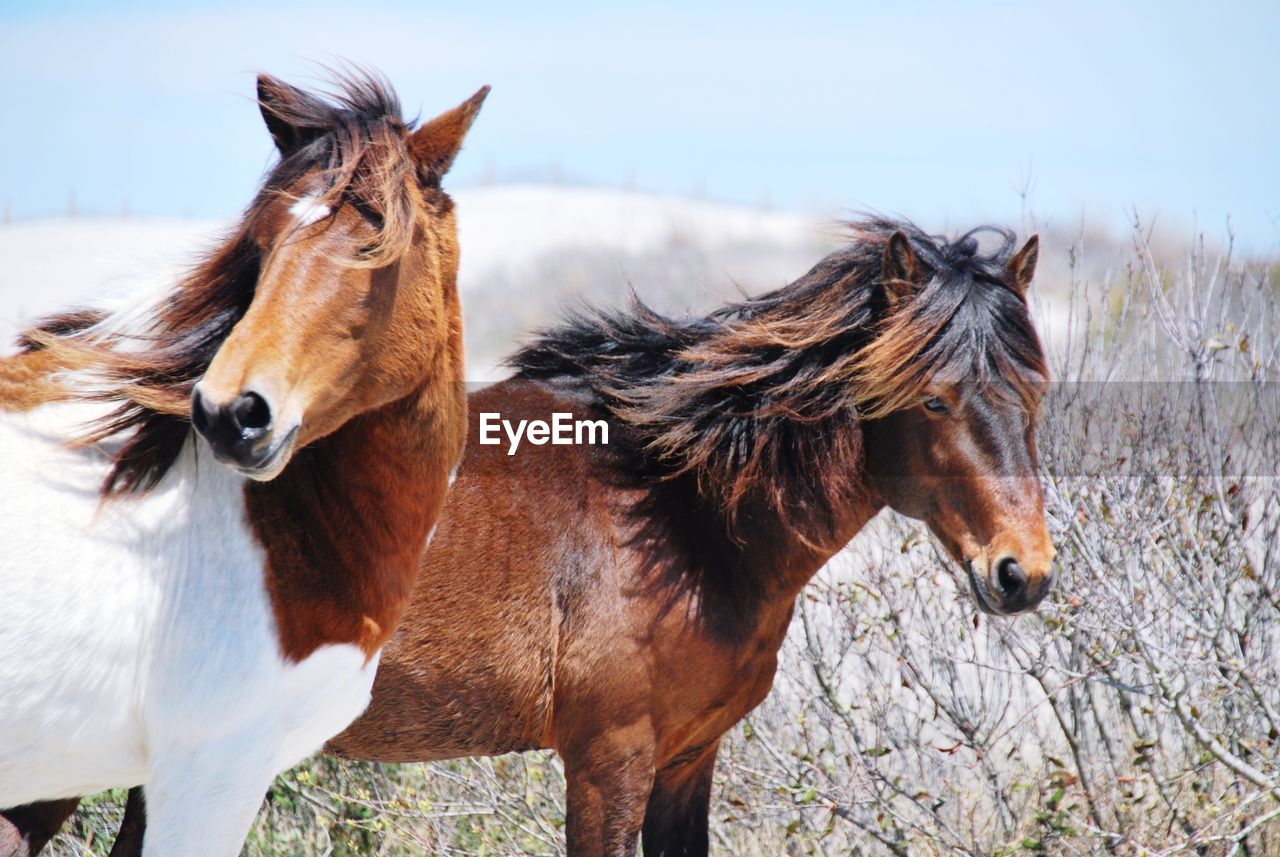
xmin=0 ymin=71 xmax=484 ymax=856
xmin=13 ymin=218 xmax=1053 ymax=856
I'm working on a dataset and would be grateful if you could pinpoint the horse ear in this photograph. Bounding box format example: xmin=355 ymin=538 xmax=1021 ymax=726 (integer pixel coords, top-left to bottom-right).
xmin=257 ymin=73 xmax=328 ymax=156
xmin=882 ymin=230 xmax=922 ymax=309
xmin=1007 ymin=235 xmax=1039 ymax=296
xmin=408 ymin=86 xmax=490 ymax=184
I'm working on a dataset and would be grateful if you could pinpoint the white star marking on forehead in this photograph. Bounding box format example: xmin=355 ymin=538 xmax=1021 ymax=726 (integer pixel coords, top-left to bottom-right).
xmin=289 ymin=195 xmax=330 ymax=227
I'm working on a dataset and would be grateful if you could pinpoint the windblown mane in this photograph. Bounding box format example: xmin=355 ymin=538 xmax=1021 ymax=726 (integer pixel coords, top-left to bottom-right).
xmin=512 ymin=216 xmax=1048 ymax=548
xmin=4 ymin=71 xmax=423 ymax=496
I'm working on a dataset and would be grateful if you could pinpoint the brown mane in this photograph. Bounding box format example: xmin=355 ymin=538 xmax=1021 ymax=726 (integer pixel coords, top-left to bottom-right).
xmin=2 ymin=71 xmax=427 ymax=496
xmin=511 ymin=216 xmax=1048 ymax=548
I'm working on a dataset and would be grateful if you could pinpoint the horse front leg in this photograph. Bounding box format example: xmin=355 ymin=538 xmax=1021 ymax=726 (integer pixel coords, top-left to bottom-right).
xmin=106 ymin=787 xmax=145 ymax=857
xmin=139 ymin=735 xmax=277 ymax=857
xmin=562 ymin=721 xmax=657 ymax=857
xmin=0 ymin=799 xmax=80 ymax=857
xmin=641 ymin=742 xmax=719 ymax=857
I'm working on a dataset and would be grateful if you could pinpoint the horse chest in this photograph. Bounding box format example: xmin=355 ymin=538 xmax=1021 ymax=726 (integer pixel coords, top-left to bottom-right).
xmin=644 ymin=610 xmax=790 ymax=758
xmin=118 ymin=451 xmax=380 ymax=772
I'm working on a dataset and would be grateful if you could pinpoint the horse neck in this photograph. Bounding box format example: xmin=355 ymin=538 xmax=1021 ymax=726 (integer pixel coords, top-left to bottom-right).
xmin=245 ymin=333 xmax=466 ymax=664
xmin=750 ymin=477 xmax=886 ymax=608
xmin=670 ymin=435 xmax=886 ymax=640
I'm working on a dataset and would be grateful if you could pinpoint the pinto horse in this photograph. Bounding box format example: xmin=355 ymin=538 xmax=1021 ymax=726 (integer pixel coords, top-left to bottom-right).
xmin=0 ymin=72 xmax=484 ymax=856
xmin=14 ymin=219 xmax=1052 ymax=856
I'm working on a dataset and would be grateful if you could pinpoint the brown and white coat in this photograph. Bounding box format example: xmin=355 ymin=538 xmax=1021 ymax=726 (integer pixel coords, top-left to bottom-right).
xmin=0 ymin=72 xmax=482 ymax=857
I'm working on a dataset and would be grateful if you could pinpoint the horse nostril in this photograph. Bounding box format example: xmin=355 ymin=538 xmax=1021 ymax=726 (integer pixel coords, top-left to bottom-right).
xmin=996 ymin=557 xmax=1027 ymax=599
xmin=190 ymin=387 xmax=216 ymax=437
xmin=230 ymin=391 xmax=272 ymax=436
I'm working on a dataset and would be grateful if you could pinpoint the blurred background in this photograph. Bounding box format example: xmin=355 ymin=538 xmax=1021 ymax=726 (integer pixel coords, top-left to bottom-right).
xmin=2 ymin=0 xmax=1278 ymax=236
xmin=4 ymin=3 xmax=1280 ymax=855
xmin=1 ymin=0 xmax=1277 ymax=369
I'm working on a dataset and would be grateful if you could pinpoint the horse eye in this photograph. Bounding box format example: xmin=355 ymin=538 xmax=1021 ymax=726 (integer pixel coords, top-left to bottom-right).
xmin=922 ymin=395 xmax=948 ymax=414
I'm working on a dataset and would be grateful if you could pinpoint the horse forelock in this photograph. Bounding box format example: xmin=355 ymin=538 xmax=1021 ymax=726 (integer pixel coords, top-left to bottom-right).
xmin=269 ymin=108 xmax=423 ymax=269
xmin=843 ymin=219 xmax=1048 ymax=418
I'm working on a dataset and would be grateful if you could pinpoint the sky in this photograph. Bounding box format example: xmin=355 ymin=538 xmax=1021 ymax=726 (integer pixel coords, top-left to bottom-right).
xmin=1 ymin=0 xmax=1277 ymax=252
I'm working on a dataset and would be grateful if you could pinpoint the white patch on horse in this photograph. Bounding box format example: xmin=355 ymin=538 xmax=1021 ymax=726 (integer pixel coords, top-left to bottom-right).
xmin=289 ymin=195 xmax=330 ymax=227
xmin=0 ymin=404 xmax=379 ymax=852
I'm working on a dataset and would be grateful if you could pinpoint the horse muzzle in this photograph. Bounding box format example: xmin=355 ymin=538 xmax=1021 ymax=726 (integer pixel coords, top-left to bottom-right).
xmin=191 ymin=385 xmax=296 ymax=479
xmin=966 ymin=557 xmax=1054 ymax=615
